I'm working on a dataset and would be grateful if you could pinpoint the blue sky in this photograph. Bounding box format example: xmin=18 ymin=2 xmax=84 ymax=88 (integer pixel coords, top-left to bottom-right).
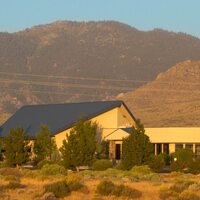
xmin=0 ymin=0 xmax=199 ymax=37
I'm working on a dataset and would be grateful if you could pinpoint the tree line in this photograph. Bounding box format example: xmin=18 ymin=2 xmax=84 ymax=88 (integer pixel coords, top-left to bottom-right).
xmin=0 ymin=118 xmax=156 ymax=170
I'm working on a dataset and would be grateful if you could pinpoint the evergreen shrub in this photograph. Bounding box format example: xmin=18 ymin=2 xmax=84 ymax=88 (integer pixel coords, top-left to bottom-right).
xmin=93 ymin=159 xmax=112 ymax=171
xmin=41 ymin=164 xmax=67 ymax=175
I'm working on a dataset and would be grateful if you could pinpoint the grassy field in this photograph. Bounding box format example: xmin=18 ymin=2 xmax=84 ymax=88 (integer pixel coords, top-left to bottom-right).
xmin=0 ymin=167 xmax=200 ymax=200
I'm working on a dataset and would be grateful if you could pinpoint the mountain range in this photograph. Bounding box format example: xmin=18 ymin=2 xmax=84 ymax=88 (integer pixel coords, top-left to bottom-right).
xmin=0 ymin=20 xmax=200 ymax=126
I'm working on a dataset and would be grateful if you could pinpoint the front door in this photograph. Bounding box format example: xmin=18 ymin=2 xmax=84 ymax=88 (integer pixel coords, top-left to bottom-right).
xmin=115 ymin=144 xmax=121 ymax=160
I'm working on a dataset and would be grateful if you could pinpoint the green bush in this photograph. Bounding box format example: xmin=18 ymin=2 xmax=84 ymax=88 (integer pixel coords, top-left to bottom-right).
xmin=96 ymin=180 xmax=142 ymax=198
xmin=65 ymin=172 xmax=84 ymax=192
xmin=170 ymin=160 xmax=185 ymax=172
xmin=189 ymin=159 xmax=200 ymax=174
xmin=148 ymin=154 xmax=165 ymax=172
xmin=96 ymin=180 xmax=115 ymax=196
xmin=44 ymin=181 xmax=70 ymax=198
xmin=171 ymin=149 xmax=194 ymax=172
xmin=112 ymin=184 xmax=142 ymax=198
xmin=41 ymin=164 xmax=67 ymax=175
xmin=37 ymin=160 xmax=53 ymax=169
xmin=130 ymin=165 xmax=152 ymax=174
xmin=129 ymin=165 xmax=161 ymax=182
xmin=179 ymin=190 xmax=200 ymax=200
xmin=66 ymin=173 xmax=83 ymax=185
xmin=93 ymin=159 xmax=112 ymax=171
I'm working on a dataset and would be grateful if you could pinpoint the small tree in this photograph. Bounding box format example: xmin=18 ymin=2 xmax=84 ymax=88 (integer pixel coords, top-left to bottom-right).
xmin=170 ymin=148 xmax=194 ymax=171
xmin=96 ymin=140 xmax=109 ymax=159
xmin=33 ymin=124 xmax=56 ymax=162
xmin=4 ymin=128 xmax=29 ymax=167
xmin=122 ymin=119 xmax=153 ymax=170
xmin=60 ymin=119 xmax=97 ymax=169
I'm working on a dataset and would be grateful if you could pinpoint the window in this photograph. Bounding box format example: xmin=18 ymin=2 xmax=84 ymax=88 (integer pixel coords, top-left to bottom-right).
xmin=185 ymin=144 xmax=193 ymax=151
xmin=157 ymin=144 xmax=162 ymax=154
xmin=163 ymin=144 xmax=169 ymax=154
xmin=195 ymin=144 xmax=200 ymax=157
xmin=175 ymin=144 xmax=183 ymax=151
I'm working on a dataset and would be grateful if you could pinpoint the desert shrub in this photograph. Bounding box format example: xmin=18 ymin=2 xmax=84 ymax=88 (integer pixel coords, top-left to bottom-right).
xmin=41 ymin=164 xmax=67 ymax=175
xmin=148 ymin=154 xmax=165 ymax=172
xmin=130 ymin=165 xmax=152 ymax=174
xmin=170 ymin=160 xmax=186 ymax=172
xmin=179 ymin=190 xmax=200 ymax=200
xmin=37 ymin=160 xmax=53 ymax=169
xmin=189 ymin=183 xmax=200 ymax=191
xmin=0 ymin=161 xmax=10 ymax=168
xmin=189 ymin=159 xmax=200 ymax=175
xmin=83 ymin=167 xmax=161 ymax=182
xmin=3 ymin=175 xmax=20 ymax=182
xmin=0 ymin=168 xmax=22 ymax=178
xmin=96 ymin=180 xmax=115 ymax=196
xmin=6 ymin=181 xmax=25 ymax=189
xmin=112 ymin=184 xmax=142 ymax=198
xmin=96 ymin=180 xmax=142 ymax=198
xmin=66 ymin=173 xmax=83 ymax=185
xmin=44 ymin=181 xmax=70 ymax=198
xmin=170 ymin=180 xmax=195 ymax=193
xmin=68 ymin=181 xmax=84 ymax=191
xmin=21 ymin=169 xmax=41 ymax=178
xmin=66 ymin=173 xmax=84 ymax=191
xmin=159 ymin=187 xmax=179 ymax=200
xmin=93 ymin=159 xmax=112 ymax=171
xmin=128 ymin=165 xmax=161 ymax=182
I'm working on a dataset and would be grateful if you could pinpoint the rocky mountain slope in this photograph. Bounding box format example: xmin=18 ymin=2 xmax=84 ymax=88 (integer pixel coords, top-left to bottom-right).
xmin=1 ymin=20 xmax=200 ymax=117
xmin=118 ymin=60 xmax=200 ymax=127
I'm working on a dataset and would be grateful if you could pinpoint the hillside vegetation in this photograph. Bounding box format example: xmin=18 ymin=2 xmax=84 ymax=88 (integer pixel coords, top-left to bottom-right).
xmin=1 ymin=21 xmax=200 ymax=115
xmin=119 ymin=60 xmax=200 ymax=127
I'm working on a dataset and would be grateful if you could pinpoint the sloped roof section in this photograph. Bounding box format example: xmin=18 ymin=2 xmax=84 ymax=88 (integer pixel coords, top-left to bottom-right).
xmin=0 ymin=101 xmax=133 ymax=139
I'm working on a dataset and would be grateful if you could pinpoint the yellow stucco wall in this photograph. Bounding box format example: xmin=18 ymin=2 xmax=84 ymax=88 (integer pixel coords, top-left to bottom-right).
xmin=104 ymin=128 xmax=129 ymax=140
xmin=145 ymin=127 xmax=200 ymax=143
xmin=145 ymin=128 xmax=200 ymax=154
xmin=54 ymin=104 xmax=135 ymax=149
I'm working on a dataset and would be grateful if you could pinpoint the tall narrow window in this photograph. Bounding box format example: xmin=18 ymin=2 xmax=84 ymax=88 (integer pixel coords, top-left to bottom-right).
xmin=157 ymin=144 xmax=162 ymax=154
xmin=175 ymin=144 xmax=183 ymax=152
xmin=185 ymin=144 xmax=193 ymax=151
xmin=163 ymin=143 xmax=169 ymax=154
xmin=195 ymin=144 xmax=200 ymax=157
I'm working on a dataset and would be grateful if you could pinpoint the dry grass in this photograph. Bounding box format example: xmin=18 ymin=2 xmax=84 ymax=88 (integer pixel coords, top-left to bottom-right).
xmin=0 ymin=171 xmax=200 ymax=200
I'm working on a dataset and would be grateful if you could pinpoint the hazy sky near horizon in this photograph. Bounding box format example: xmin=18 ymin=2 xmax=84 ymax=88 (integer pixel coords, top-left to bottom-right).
xmin=0 ymin=0 xmax=199 ymax=37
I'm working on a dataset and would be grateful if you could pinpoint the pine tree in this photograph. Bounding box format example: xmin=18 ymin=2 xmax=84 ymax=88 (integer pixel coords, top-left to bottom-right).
xmin=60 ymin=119 xmax=97 ymax=169
xmin=122 ymin=119 xmax=153 ymax=170
xmin=4 ymin=128 xmax=29 ymax=167
xmin=33 ymin=124 xmax=56 ymax=162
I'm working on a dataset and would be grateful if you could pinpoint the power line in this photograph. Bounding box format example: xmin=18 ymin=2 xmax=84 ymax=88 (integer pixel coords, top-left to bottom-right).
xmin=0 ymin=78 xmax=135 ymax=91
xmin=0 ymin=71 xmax=148 ymax=83
xmin=0 ymin=71 xmax=199 ymax=86
xmin=0 ymin=87 xmax=108 ymax=97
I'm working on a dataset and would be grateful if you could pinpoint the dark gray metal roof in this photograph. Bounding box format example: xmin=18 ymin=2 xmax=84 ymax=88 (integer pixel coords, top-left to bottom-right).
xmin=0 ymin=101 xmax=134 ymax=139
xmin=121 ymin=128 xmax=133 ymax=134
